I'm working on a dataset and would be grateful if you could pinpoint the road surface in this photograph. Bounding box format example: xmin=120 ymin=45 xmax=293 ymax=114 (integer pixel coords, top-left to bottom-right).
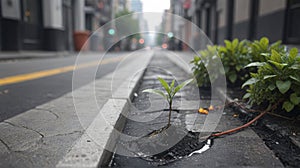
xmin=0 ymin=52 xmax=128 ymax=121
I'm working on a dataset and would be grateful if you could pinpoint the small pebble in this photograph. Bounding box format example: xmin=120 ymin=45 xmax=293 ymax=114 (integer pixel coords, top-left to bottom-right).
xmin=275 ymin=142 xmax=279 ymax=145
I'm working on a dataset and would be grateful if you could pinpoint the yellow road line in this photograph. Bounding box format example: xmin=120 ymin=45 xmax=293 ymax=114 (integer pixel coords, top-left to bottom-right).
xmin=0 ymin=56 xmax=123 ymax=86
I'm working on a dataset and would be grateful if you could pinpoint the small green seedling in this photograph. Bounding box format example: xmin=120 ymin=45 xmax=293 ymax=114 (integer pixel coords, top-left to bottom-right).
xmin=143 ymin=77 xmax=193 ymax=128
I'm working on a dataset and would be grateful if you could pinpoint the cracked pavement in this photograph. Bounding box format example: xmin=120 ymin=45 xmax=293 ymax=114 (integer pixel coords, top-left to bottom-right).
xmin=0 ymin=78 xmax=112 ymax=167
xmin=0 ymin=79 xmax=112 ymax=167
xmin=0 ymin=89 xmax=84 ymax=168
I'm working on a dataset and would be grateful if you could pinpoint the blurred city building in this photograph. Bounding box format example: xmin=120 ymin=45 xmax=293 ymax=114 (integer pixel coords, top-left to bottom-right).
xmin=125 ymin=0 xmax=148 ymax=50
xmin=127 ymin=0 xmax=148 ymax=33
xmin=112 ymin=0 xmax=127 ymax=16
xmin=0 ymin=0 xmax=115 ymax=52
xmin=168 ymin=0 xmax=192 ymax=50
xmin=170 ymin=0 xmax=300 ymax=47
xmin=128 ymin=0 xmax=142 ymax=12
xmin=159 ymin=9 xmax=175 ymax=50
xmin=127 ymin=0 xmax=143 ymax=27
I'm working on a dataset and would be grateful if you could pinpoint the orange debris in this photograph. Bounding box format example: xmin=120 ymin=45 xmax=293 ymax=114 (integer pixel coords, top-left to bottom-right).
xmin=198 ymin=108 xmax=208 ymax=115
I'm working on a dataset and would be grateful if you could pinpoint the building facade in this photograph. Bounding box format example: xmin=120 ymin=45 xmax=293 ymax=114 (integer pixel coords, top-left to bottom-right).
xmin=128 ymin=0 xmax=142 ymax=12
xmin=170 ymin=0 xmax=194 ymax=50
xmin=0 ymin=0 xmax=71 ymax=51
xmin=0 ymin=0 xmax=112 ymax=52
xmin=173 ymin=0 xmax=300 ymax=45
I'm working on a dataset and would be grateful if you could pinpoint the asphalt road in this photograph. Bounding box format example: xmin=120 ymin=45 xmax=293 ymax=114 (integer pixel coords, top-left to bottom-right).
xmin=0 ymin=52 xmax=128 ymax=121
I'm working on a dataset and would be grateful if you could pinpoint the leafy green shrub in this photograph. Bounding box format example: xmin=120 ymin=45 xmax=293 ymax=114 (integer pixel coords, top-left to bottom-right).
xmin=191 ymin=39 xmax=251 ymax=87
xmin=243 ymin=48 xmax=300 ymax=112
xmin=218 ymin=39 xmax=250 ymax=84
xmin=191 ymin=37 xmax=287 ymax=88
xmin=190 ymin=45 xmax=220 ymax=87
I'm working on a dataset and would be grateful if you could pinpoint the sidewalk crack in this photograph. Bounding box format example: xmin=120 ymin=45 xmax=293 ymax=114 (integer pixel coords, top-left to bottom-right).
xmin=3 ymin=121 xmax=45 ymax=138
xmin=51 ymin=130 xmax=83 ymax=137
xmin=0 ymin=138 xmax=11 ymax=152
xmin=35 ymin=107 xmax=59 ymax=119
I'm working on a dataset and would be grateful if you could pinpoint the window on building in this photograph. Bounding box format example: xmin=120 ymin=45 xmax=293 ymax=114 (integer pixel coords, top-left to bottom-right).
xmin=22 ymin=0 xmax=41 ymax=25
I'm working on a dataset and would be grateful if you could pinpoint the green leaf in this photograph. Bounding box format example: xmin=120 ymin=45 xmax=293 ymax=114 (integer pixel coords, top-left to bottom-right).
xmin=224 ymin=40 xmax=232 ymax=49
xmin=276 ymin=80 xmax=291 ymax=94
xmin=260 ymin=37 xmax=269 ymax=49
xmin=267 ymin=60 xmax=287 ymax=70
xmin=174 ymin=79 xmax=193 ymax=94
xmin=263 ymin=75 xmax=277 ymax=80
xmin=238 ymin=40 xmax=246 ymax=51
xmin=244 ymin=62 xmax=266 ymax=68
xmin=289 ymin=75 xmax=300 ymax=83
xmin=142 ymin=89 xmax=168 ymax=100
xmin=235 ymin=65 xmax=242 ymax=72
xmin=207 ymin=45 xmax=217 ymax=53
xmin=191 ymin=56 xmax=200 ymax=63
xmin=170 ymin=79 xmax=175 ymax=90
xmin=252 ymin=43 xmax=261 ymax=54
xmin=289 ymin=48 xmax=298 ymax=60
xmin=218 ymin=46 xmax=227 ymax=53
xmin=243 ymin=93 xmax=251 ymax=99
xmin=268 ymin=84 xmax=276 ymax=91
xmin=263 ymin=63 xmax=275 ymax=71
xmin=282 ymin=101 xmax=294 ymax=112
xmin=224 ymin=66 xmax=230 ymax=73
xmin=290 ymin=64 xmax=300 ymax=70
xmin=228 ymin=73 xmax=237 ymax=83
xmin=270 ymin=40 xmax=282 ymax=49
xmin=290 ymin=93 xmax=300 ymax=105
xmin=242 ymin=78 xmax=258 ymax=88
xmin=158 ymin=77 xmax=170 ymax=94
xmin=261 ymin=53 xmax=271 ymax=60
xmin=270 ymin=50 xmax=282 ymax=62
xmin=232 ymin=39 xmax=239 ymax=49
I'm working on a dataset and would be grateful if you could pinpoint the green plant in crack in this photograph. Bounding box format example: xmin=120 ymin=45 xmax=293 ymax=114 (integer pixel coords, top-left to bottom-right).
xmin=243 ymin=48 xmax=300 ymax=112
xmin=143 ymin=77 xmax=193 ymax=128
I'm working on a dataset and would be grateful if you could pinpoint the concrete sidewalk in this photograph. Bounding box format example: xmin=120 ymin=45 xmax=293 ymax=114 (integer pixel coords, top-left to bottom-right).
xmin=0 ymin=50 xmax=153 ymax=168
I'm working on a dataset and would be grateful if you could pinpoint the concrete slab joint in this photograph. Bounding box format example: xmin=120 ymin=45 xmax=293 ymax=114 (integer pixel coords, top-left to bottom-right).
xmin=56 ymin=51 xmax=153 ymax=167
xmin=56 ymin=99 xmax=129 ymax=168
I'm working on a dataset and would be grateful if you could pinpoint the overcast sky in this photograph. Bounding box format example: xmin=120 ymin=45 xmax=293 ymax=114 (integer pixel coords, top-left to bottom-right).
xmin=141 ymin=0 xmax=170 ymax=12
